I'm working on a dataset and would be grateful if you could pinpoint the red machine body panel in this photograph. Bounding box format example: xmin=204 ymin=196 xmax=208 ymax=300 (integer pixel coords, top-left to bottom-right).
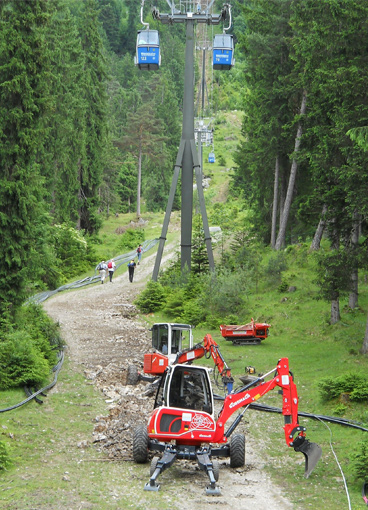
xmin=144 ymin=352 xmax=169 ymax=375
xmin=220 ymin=319 xmax=271 ymax=339
xmin=148 ymin=407 xmax=217 ymax=445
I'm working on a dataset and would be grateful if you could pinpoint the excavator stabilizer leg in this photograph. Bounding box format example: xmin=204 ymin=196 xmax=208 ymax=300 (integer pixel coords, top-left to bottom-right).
xmin=144 ymin=448 xmax=177 ymax=491
xmin=294 ymin=439 xmax=322 ymax=478
xmin=196 ymin=449 xmax=221 ymax=496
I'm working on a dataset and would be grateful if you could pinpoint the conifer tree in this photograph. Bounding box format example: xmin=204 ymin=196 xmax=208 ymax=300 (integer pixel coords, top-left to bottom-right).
xmin=116 ymin=101 xmax=168 ymax=217
xmin=0 ymin=0 xmax=50 ymax=314
xmin=43 ymin=0 xmax=86 ymax=225
xmin=78 ymin=0 xmax=108 ymax=233
xmin=233 ymin=0 xmax=297 ymax=244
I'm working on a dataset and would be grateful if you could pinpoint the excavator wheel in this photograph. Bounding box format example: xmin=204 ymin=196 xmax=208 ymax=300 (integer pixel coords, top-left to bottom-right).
xmin=133 ymin=424 xmax=149 ymax=463
xmin=229 ymin=433 xmax=245 ymax=468
xmin=212 ymin=459 xmax=220 ymax=481
xmin=127 ymin=364 xmax=139 ymax=385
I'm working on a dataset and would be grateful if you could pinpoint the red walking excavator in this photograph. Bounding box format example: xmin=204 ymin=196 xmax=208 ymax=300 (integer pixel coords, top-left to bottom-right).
xmin=132 ymin=326 xmax=322 ymax=495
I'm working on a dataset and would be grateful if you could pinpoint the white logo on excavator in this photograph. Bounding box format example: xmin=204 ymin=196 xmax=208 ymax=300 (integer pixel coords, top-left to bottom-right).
xmin=229 ymin=393 xmax=251 ymax=409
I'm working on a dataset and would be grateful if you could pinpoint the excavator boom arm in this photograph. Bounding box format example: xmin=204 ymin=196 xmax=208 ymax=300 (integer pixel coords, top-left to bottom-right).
xmin=214 ymin=358 xmax=303 ymax=446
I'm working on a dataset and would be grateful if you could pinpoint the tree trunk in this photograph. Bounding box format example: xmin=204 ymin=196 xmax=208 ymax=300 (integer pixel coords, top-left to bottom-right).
xmin=361 ymin=313 xmax=368 ymax=354
xmin=310 ymin=204 xmax=327 ymax=251
xmin=329 ymin=230 xmax=340 ymax=324
xmin=279 ymin=173 xmax=285 ymax=231
xmin=275 ymin=90 xmax=307 ymax=250
xmin=137 ymin=138 xmax=142 ymax=217
xmin=349 ymin=211 xmax=360 ymax=309
xmin=330 ymin=297 xmax=340 ymax=324
xmin=76 ymin=160 xmax=82 ymax=230
xmin=271 ymin=156 xmax=279 ymax=248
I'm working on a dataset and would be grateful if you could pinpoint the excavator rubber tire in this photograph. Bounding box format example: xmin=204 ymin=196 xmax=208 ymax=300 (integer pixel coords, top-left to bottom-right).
xmin=133 ymin=424 xmax=149 ymax=463
xmin=212 ymin=459 xmax=220 ymax=481
xmin=127 ymin=364 xmax=140 ymax=385
xmin=229 ymin=433 xmax=245 ymax=468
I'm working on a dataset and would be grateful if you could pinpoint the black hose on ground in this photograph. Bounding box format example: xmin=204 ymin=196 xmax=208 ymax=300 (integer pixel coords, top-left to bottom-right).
xmin=248 ymin=402 xmax=368 ymax=432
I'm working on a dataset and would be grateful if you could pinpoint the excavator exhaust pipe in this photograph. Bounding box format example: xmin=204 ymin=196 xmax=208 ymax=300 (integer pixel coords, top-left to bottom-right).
xmin=294 ymin=439 xmax=322 ymax=478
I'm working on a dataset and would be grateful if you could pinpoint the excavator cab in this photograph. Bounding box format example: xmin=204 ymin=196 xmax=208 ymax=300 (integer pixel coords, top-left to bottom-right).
xmin=154 ymin=365 xmax=213 ymax=414
xmin=145 ymin=324 xmax=194 ymax=375
xmin=150 ymin=364 xmax=216 ymax=443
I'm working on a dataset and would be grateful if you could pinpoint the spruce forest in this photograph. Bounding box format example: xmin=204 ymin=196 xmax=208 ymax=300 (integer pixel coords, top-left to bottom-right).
xmin=1 ymin=0 xmax=368 ymax=506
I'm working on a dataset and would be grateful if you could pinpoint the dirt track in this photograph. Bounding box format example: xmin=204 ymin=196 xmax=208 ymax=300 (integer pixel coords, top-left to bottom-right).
xmin=43 ymin=245 xmax=301 ymax=510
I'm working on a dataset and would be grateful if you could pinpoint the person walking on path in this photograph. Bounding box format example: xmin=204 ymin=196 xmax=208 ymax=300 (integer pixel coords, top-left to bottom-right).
xmin=107 ymin=259 xmax=116 ymax=282
xmin=127 ymin=259 xmax=136 ymax=283
xmin=98 ymin=261 xmax=108 ymax=284
xmin=136 ymin=244 xmax=143 ymax=265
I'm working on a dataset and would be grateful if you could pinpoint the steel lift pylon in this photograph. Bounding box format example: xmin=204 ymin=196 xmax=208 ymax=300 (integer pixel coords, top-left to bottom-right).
xmin=151 ymin=2 xmax=230 ymax=280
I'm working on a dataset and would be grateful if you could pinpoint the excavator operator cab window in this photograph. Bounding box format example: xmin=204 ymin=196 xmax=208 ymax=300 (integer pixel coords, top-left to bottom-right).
xmin=171 ymin=330 xmax=181 ymax=354
xmin=151 ymin=324 xmax=169 ymax=353
xmin=154 ymin=372 xmax=167 ymax=409
xmin=161 ymin=336 xmax=168 ymax=354
xmin=167 ymin=366 xmax=213 ymax=414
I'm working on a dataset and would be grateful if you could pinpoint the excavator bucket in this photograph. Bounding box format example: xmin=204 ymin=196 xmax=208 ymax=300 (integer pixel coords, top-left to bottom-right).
xmin=294 ymin=439 xmax=322 ymax=478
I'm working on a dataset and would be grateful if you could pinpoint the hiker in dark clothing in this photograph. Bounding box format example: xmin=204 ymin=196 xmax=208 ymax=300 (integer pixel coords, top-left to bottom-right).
xmin=127 ymin=259 xmax=136 ymax=282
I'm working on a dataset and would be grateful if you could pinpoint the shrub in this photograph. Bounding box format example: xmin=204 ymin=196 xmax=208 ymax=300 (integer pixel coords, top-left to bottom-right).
xmin=0 ymin=332 xmax=50 ymax=389
xmin=134 ymin=280 xmax=166 ymax=313
xmin=0 ymin=304 xmax=63 ymax=390
xmin=264 ymin=253 xmax=288 ymax=285
xmin=181 ymin=299 xmax=207 ymax=326
xmin=218 ymin=154 xmax=226 ymax=166
xmin=352 ymin=440 xmax=368 ymax=480
xmin=51 ymin=223 xmax=91 ymax=278
xmin=0 ymin=441 xmax=11 ymax=471
xmin=318 ymin=373 xmax=368 ymax=402
xmin=278 ymin=281 xmax=289 ymax=293
xmin=119 ymin=228 xmax=145 ymax=252
xmin=197 ymin=270 xmax=249 ymax=318
xmin=163 ymin=289 xmax=185 ymax=319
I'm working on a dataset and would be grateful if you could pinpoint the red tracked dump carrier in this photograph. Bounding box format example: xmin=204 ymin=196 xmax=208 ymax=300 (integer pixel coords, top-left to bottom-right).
xmin=220 ymin=319 xmax=271 ymax=345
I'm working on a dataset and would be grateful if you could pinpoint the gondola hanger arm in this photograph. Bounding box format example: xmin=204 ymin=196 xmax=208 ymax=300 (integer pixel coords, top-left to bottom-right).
xmin=222 ymin=3 xmax=232 ymax=32
xmin=140 ymin=0 xmax=149 ymax=28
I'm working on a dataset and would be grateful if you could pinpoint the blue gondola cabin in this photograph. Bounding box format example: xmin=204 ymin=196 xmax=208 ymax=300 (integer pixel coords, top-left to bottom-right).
xmin=213 ymin=34 xmax=234 ymax=71
xmin=208 ymin=152 xmax=215 ymax=163
xmin=135 ymin=29 xmax=161 ymax=70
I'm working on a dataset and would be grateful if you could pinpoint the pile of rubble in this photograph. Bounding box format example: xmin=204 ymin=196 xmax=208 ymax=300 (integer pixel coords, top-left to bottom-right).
xmin=85 ymin=362 xmax=154 ymax=460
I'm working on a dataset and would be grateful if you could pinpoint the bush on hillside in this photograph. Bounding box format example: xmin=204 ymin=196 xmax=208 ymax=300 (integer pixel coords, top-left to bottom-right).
xmin=16 ymin=304 xmax=63 ymax=362
xmin=180 ymin=299 xmax=207 ymax=326
xmin=352 ymin=440 xmax=368 ymax=480
xmin=264 ymin=252 xmax=288 ymax=285
xmin=0 ymin=441 xmax=11 ymax=471
xmin=318 ymin=373 xmax=368 ymax=402
xmin=134 ymin=280 xmax=166 ymax=313
xmin=0 ymin=304 xmax=63 ymax=390
xmin=119 ymin=228 xmax=145 ymax=252
xmin=197 ymin=270 xmax=249 ymax=318
xmin=0 ymin=332 xmax=50 ymax=389
xmin=162 ymin=269 xmax=248 ymax=327
xmin=163 ymin=288 xmax=185 ymax=319
xmin=52 ymin=223 xmax=92 ymax=279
